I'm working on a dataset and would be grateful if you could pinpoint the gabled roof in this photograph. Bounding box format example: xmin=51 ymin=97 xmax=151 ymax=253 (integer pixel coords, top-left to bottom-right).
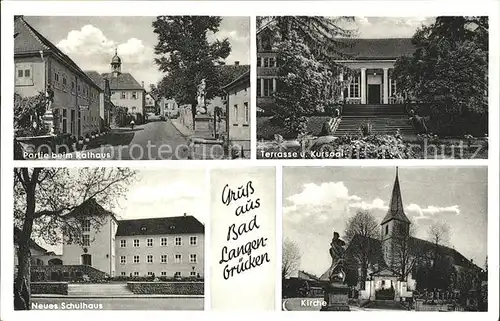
xmin=223 ymin=69 xmax=250 ymax=90
xmin=381 ymin=168 xmax=411 ymax=225
xmin=116 ymin=215 xmax=204 ymax=236
xmin=85 ymin=71 xmax=106 ymax=90
xmin=14 ymin=16 xmax=101 ymax=91
xmin=102 ymin=72 xmax=144 ymax=90
xmin=298 ymin=270 xmax=320 ymax=281
xmin=64 ymin=198 xmax=115 ymax=220
xmin=337 ymin=38 xmax=417 ymax=60
xmin=217 ymin=64 xmax=250 ymax=86
xmin=14 ymin=227 xmax=47 ymax=253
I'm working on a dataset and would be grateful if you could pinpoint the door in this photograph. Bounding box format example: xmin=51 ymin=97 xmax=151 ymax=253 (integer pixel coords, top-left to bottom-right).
xmin=368 ymin=85 xmax=381 ymax=104
xmin=81 ymin=254 xmax=92 ymax=266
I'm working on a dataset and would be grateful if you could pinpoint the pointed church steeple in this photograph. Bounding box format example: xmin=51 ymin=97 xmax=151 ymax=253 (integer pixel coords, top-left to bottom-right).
xmin=381 ymin=167 xmax=411 ymax=225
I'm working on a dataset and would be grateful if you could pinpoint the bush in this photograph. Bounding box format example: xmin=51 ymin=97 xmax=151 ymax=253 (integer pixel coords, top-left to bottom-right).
xmin=359 ymin=123 xmax=373 ymax=137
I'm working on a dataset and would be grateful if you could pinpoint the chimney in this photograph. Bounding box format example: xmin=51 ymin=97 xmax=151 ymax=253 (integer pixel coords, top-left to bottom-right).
xmin=234 ymin=61 xmax=240 ymax=66
xmin=184 ymin=213 xmax=187 ymax=217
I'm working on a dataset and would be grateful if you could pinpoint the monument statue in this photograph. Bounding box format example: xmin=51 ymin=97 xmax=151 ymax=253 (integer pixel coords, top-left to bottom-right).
xmin=196 ymin=79 xmax=207 ymax=114
xmin=320 ymin=231 xmax=350 ymax=311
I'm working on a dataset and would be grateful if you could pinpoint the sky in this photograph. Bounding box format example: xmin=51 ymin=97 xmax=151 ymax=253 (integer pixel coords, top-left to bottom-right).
xmin=40 ymin=168 xmax=207 ymax=254
xmin=283 ymin=166 xmax=488 ymax=277
xmin=24 ymin=16 xmax=250 ymax=89
xmin=341 ymin=16 xmax=436 ymax=38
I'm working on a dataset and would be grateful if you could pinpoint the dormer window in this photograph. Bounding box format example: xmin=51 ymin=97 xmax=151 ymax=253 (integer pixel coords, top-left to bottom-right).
xmin=140 ymin=225 xmax=147 ymax=232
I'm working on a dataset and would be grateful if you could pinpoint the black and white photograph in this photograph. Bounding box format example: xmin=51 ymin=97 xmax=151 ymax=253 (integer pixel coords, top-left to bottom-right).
xmin=14 ymin=16 xmax=250 ymax=160
xmin=257 ymin=16 xmax=489 ymax=159
xmin=282 ymin=166 xmax=488 ymax=311
xmin=14 ymin=167 xmax=206 ymax=310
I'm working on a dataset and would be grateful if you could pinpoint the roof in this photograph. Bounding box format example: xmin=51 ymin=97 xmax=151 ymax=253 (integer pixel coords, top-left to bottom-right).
xmin=218 ymin=64 xmax=250 ymax=86
xmin=14 ymin=16 xmax=101 ymax=91
xmin=85 ymin=71 xmax=106 ymax=90
xmin=223 ymin=69 xmax=250 ymax=90
xmin=116 ymin=215 xmax=204 ymax=237
xmin=381 ymin=168 xmax=411 ymax=225
xmin=337 ymin=38 xmax=417 ymax=60
xmin=64 ymin=198 xmax=115 ymax=220
xmin=298 ymin=270 xmax=320 ymax=281
xmin=102 ymin=72 xmax=144 ymax=90
xmin=14 ymin=227 xmax=47 ymax=253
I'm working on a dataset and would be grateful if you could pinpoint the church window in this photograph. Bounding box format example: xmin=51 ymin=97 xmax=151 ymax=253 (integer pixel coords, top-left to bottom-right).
xmin=385 ymin=225 xmax=388 ymax=235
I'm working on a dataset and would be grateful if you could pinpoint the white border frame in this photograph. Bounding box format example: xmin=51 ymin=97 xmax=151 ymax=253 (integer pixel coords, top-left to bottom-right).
xmin=1 ymin=1 xmax=499 ymax=320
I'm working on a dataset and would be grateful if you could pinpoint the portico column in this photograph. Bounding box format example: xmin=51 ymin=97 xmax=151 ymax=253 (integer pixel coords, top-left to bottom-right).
xmin=383 ymin=68 xmax=389 ymax=104
xmin=272 ymin=78 xmax=277 ymax=93
xmin=360 ymin=68 xmax=367 ymax=104
xmin=260 ymin=78 xmax=264 ymax=97
xmin=339 ymin=72 xmax=344 ymax=100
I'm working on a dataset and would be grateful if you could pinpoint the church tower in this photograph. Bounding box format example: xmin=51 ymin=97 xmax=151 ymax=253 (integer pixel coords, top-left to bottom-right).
xmin=110 ymin=48 xmax=121 ymax=77
xmin=381 ymin=168 xmax=411 ymax=267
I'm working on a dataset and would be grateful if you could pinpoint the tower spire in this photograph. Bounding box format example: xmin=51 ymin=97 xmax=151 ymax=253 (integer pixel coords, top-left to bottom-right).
xmin=381 ymin=167 xmax=410 ymax=225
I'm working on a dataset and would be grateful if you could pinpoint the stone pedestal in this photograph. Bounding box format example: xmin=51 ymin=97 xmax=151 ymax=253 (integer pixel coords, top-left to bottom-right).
xmin=321 ymin=282 xmax=350 ymax=311
xmin=194 ymin=114 xmax=213 ymax=138
xmin=43 ymin=109 xmax=56 ymax=136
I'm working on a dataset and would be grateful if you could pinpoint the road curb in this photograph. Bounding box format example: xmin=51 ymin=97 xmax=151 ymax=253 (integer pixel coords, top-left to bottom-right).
xmin=170 ymin=119 xmax=194 ymax=138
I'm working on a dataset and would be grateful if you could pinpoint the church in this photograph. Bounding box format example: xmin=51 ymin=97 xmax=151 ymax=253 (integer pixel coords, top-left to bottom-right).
xmin=344 ymin=169 xmax=481 ymax=301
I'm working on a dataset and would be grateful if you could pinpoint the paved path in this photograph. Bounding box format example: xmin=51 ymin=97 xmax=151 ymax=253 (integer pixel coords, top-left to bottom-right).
xmin=71 ymin=120 xmax=190 ymax=160
xmin=31 ymin=297 xmax=204 ymax=310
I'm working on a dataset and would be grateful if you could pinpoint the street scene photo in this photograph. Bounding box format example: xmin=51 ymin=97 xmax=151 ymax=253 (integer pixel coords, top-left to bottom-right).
xmin=14 ymin=167 xmax=206 ymax=310
xmin=14 ymin=16 xmax=250 ymax=160
xmin=257 ymin=17 xmax=489 ymax=159
xmin=282 ymin=166 xmax=488 ymax=311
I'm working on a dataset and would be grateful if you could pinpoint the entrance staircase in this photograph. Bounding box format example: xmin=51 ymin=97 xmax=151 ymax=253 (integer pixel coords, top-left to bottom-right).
xmin=334 ymin=104 xmax=415 ymax=137
xmin=68 ymin=283 xmax=133 ymax=297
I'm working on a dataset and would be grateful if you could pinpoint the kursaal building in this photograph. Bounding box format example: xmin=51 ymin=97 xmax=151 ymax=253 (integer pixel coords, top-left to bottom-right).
xmin=17 ymin=199 xmax=205 ymax=281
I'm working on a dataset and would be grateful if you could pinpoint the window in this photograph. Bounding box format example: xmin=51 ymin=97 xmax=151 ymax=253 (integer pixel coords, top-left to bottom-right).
xmin=54 ymin=72 xmax=60 ymax=83
xmin=385 ymin=225 xmax=389 ymax=235
xmin=147 ymin=255 xmax=153 ymax=263
xmin=134 ymin=272 xmax=139 ymax=276
xmin=190 ymin=254 xmax=197 ymax=264
xmin=132 ymin=92 xmax=137 ymax=99
xmin=82 ymin=219 xmax=90 ymax=232
xmin=120 ymin=239 xmax=126 ymax=247
xmin=244 ymin=103 xmax=249 ymax=124
xmin=175 ymin=254 xmax=182 ymax=263
xmin=120 ymin=256 xmax=126 ymax=264
xmin=349 ymin=75 xmax=360 ymax=98
xmin=174 ymin=272 xmax=181 ymax=277
xmin=82 ymin=235 xmax=90 ymax=246
xmin=62 ymin=76 xmax=67 ymax=90
xmin=161 ymin=271 xmax=167 ymax=276
xmin=134 ymin=239 xmax=140 ymax=247
xmin=161 ymin=255 xmax=168 ymax=263
xmin=147 ymin=238 xmax=153 ymax=247
xmin=190 ymin=236 xmax=198 ymax=246
xmin=262 ymin=78 xmax=274 ymax=97
xmin=121 ymin=92 xmax=126 ymax=99
xmin=161 ymin=237 xmax=168 ymax=246
xmin=257 ymin=57 xmax=262 ymax=67
xmin=175 ymin=237 xmax=182 ymax=246
xmin=15 ymin=63 xmax=33 ymax=86
xmin=147 ymin=272 xmax=153 ymax=276
xmin=134 ymin=255 xmax=140 ymax=263
xmin=233 ymin=104 xmax=238 ymax=122
xmin=190 ymin=271 xmax=196 ymax=277
xmin=121 ymin=272 xmax=126 ymax=276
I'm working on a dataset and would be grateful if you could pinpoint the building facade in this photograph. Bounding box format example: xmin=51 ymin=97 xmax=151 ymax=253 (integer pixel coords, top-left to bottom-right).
xmin=14 ymin=16 xmax=102 ymax=138
xmin=256 ymin=25 xmax=278 ymax=113
xmin=223 ymin=70 xmax=251 ymax=158
xmin=102 ymin=50 xmax=145 ymax=123
xmin=115 ymin=215 xmax=204 ymax=278
xmin=85 ymin=71 xmax=115 ymax=130
xmin=145 ymin=92 xmax=158 ymax=115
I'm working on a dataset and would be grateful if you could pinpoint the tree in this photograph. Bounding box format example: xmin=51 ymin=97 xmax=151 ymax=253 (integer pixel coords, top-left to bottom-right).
xmin=389 ymin=219 xmax=423 ymax=282
xmin=152 ymin=16 xmax=231 ymax=130
xmin=426 ymin=221 xmax=453 ymax=290
xmin=14 ymin=92 xmax=48 ymax=137
xmin=13 ymin=168 xmax=137 ymax=310
xmin=343 ymin=210 xmax=379 ymax=289
xmin=392 ymin=16 xmax=488 ymax=136
xmin=282 ymin=238 xmax=301 ymax=278
xmin=258 ymin=16 xmax=355 ymax=136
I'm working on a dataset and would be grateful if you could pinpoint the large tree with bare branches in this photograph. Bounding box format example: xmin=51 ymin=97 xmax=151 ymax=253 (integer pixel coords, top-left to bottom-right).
xmin=388 ymin=219 xmax=424 ymax=281
xmin=282 ymin=238 xmax=301 ymax=278
xmin=343 ymin=210 xmax=379 ymax=289
xmin=13 ymin=167 xmax=137 ymax=310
